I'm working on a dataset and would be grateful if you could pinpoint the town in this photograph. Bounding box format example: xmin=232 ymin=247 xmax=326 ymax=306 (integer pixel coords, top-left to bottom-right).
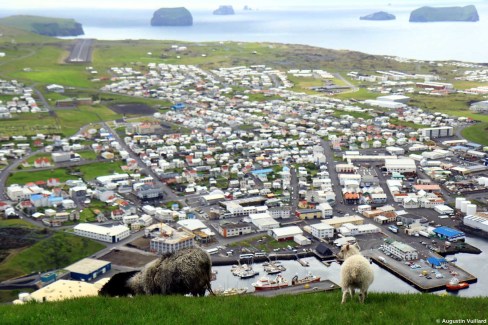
xmin=2 ymin=42 xmax=488 ymax=304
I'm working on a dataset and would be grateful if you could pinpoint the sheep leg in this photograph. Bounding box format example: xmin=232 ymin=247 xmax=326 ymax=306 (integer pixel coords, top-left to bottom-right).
xmin=349 ymin=288 xmax=354 ymax=299
xmin=341 ymin=289 xmax=349 ymax=304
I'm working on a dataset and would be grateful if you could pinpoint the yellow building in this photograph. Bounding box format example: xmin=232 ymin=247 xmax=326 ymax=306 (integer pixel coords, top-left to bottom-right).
xmin=321 ymin=215 xmax=364 ymax=228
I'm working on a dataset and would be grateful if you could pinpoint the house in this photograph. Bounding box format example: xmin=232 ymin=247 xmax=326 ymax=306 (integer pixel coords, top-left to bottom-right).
xmin=34 ymin=157 xmax=51 ymax=168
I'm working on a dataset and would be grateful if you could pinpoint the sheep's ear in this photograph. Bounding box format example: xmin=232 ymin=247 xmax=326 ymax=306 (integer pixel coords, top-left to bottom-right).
xmin=345 ymin=244 xmax=350 ymax=251
xmin=354 ymin=243 xmax=360 ymax=250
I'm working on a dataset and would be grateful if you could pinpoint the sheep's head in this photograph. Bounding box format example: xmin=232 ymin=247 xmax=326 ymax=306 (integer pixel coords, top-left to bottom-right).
xmin=336 ymin=243 xmax=361 ymax=261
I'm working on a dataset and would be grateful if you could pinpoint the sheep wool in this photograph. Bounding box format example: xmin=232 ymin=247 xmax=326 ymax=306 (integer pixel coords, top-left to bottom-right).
xmin=100 ymin=247 xmax=213 ymax=297
xmin=337 ymin=244 xmax=374 ymax=304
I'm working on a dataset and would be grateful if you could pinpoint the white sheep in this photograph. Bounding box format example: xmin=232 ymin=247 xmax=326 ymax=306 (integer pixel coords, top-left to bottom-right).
xmin=336 ymin=243 xmax=374 ymax=304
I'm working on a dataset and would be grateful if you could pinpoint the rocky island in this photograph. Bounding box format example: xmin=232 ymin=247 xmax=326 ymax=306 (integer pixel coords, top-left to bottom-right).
xmin=151 ymin=7 xmax=193 ymax=26
xmin=0 ymin=15 xmax=84 ymax=36
xmin=409 ymin=5 xmax=479 ymax=22
xmin=213 ymin=5 xmax=235 ymax=15
xmin=360 ymin=11 xmax=396 ymax=21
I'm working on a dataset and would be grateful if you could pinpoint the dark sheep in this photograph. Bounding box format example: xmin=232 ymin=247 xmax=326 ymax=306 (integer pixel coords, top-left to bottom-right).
xmin=99 ymin=247 xmax=213 ymax=297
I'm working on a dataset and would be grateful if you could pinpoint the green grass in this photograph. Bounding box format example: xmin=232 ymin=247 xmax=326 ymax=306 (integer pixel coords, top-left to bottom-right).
xmin=0 ymin=15 xmax=82 ymax=36
xmin=7 ymin=168 xmax=74 ymax=186
xmin=55 ymin=105 xmax=122 ymax=136
xmin=334 ymin=88 xmax=378 ymax=100
xmin=0 ymin=113 xmax=60 ymax=137
xmin=78 ymin=161 xmax=124 ymax=181
xmin=77 ymin=151 xmax=98 ymax=160
xmin=1 ymin=292 xmax=487 ymax=325
xmin=389 ymin=118 xmax=424 ymax=130
xmin=333 ymin=110 xmax=372 ymax=120
xmin=461 ymin=123 xmax=488 ymax=146
xmin=0 ymin=232 xmax=104 ymax=282
xmin=0 ymin=219 xmax=37 ymax=228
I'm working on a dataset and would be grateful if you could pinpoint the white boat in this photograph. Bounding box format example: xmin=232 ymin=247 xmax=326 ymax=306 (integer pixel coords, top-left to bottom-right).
xmin=239 ymin=269 xmax=259 ymax=279
xmin=214 ymin=287 xmax=248 ymax=296
xmin=252 ymin=275 xmax=289 ymax=291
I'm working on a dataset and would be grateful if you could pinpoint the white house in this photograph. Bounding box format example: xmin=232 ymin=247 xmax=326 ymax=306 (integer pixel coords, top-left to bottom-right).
xmin=74 ymin=224 xmax=130 ymax=243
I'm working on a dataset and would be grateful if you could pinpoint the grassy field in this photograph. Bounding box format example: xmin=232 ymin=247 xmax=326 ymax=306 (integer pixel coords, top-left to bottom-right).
xmin=0 ymin=231 xmax=104 ymax=282
xmin=1 ymin=291 xmax=487 ymax=325
xmin=461 ymin=123 xmax=488 ymax=146
xmin=0 ymin=113 xmax=60 ymax=137
xmin=0 ymin=288 xmax=34 ymax=304
xmin=56 ymin=105 xmax=122 ymax=136
xmin=7 ymin=168 xmax=75 ymax=186
xmin=333 ymin=110 xmax=373 ymax=120
xmin=0 ymin=219 xmax=37 ymax=228
xmin=78 ymin=161 xmax=124 ymax=180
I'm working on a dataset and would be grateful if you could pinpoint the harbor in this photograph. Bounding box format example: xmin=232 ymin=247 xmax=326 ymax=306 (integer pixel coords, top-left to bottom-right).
xmin=364 ymin=249 xmax=477 ymax=293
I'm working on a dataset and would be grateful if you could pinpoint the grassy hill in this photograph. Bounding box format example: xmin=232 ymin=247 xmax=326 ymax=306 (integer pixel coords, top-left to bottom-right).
xmin=0 ymin=15 xmax=84 ymax=36
xmin=1 ymin=291 xmax=487 ymax=324
xmin=0 ymin=230 xmax=104 ymax=282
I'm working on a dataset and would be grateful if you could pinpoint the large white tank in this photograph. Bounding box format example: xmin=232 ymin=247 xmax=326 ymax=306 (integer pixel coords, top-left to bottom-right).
xmin=477 ymin=177 xmax=488 ymax=186
xmin=455 ymin=197 xmax=466 ymax=209
xmin=466 ymin=204 xmax=477 ymax=216
xmin=461 ymin=200 xmax=471 ymax=213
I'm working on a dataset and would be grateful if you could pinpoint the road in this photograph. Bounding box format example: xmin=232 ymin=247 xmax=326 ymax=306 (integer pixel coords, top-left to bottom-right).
xmin=67 ymin=39 xmax=95 ymax=63
xmin=101 ymin=122 xmax=180 ymax=202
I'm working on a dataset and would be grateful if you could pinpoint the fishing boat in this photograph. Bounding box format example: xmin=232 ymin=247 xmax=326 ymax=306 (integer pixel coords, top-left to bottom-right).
xmin=214 ymin=287 xmax=248 ymax=296
xmin=252 ymin=275 xmax=289 ymax=291
xmin=445 ymin=277 xmax=469 ymax=292
xmin=264 ymin=262 xmax=286 ymax=275
xmin=291 ymin=273 xmax=321 ymax=286
xmin=239 ymin=269 xmax=259 ymax=279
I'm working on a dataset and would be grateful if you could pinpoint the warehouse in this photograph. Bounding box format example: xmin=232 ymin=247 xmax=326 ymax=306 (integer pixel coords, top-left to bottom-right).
xmin=322 ymin=215 xmax=364 ymax=228
xmin=269 ymin=226 xmax=303 ymax=241
xmin=433 ymin=226 xmax=465 ymax=242
xmin=74 ymin=223 xmax=130 ymax=243
xmin=384 ymin=158 xmax=416 ymax=173
xmin=463 ymin=214 xmax=488 ymax=233
xmin=295 ymin=208 xmax=323 ymax=220
xmin=65 ymin=258 xmax=111 ymax=282
xmin=434 ymin=204 xmax=454 ymax=215
xmin=419 ymin=126 xmax=453 ymax=138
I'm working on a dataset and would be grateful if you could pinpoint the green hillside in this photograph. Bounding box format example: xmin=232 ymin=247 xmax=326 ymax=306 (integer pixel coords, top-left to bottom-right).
xmin=1 ymin=291 xmax=487 ymax=325
xmin=0 ymin=15 xmax=84 ymax=36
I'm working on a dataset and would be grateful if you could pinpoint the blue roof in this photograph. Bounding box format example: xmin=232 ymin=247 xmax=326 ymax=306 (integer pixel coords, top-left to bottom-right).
xmin=427 ymin=257 xmax=447 ymax=266
xmin=433 ymin=226 xmax=464 ymax=238
xmin=30 ymin=194 xmax=43 ymax=200
xmin=251 ymin=168 xmax=273 ymax=175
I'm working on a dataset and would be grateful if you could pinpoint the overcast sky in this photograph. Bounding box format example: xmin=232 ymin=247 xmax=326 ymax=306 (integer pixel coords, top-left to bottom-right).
xmin=3 ymin=0 xmax=484 ymax=10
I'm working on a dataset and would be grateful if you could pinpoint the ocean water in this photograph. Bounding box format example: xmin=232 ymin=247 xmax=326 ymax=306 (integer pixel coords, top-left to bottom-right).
xmin=2 ymin=1 xmax=488 ymax=62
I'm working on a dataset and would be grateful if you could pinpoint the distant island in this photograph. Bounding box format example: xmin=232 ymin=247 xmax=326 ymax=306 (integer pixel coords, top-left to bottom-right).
xmin=0 ymin=15 xmax=84 ymax=36
xmin=360 ymin=11 xmax=396 ymax=21
xmin=151 ymin=7 xmax=193 ymax=26
xmin=410 ymin=5 xmax=479 ymax=22
xmin=213 ymin=5 xmax=235 ymax=15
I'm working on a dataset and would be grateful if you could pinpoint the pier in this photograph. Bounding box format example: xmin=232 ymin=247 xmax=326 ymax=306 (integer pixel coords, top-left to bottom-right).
xmin=365 ymin=249 xmax=477 ymax=292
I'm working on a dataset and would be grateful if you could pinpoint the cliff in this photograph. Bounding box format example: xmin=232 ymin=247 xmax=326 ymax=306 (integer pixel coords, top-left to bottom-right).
xmin=151 ymin=7 xmax=193 ymax=26
xmin=360 ymin=11 xmax=396 ymax=21
xmin=0 ymin=15 xmax=84 ymax=36
xmin=409 ymin=5 xmax=479 ymax=22
xmin=214 ymin=6 xmax=235 ymax=15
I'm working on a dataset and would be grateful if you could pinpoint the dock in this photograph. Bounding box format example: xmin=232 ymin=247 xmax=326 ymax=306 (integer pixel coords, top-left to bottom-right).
xmin=251 ymin=280 xmax=340 ymax=297
xmin=365 ymin=249 xmax=477 ymax=292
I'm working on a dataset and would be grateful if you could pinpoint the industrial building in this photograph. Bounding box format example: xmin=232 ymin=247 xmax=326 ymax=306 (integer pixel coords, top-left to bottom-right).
xmin=384 ymin=158 xmax=417 ymax=174
xmin=218 ymin=222 xmax=252 ymax=238
xmin=433 ymin=226 xmax=465 ymax=242
xmin=73 ymin=223 xmax=130 ymax=243
xmin=463 ymin=214 xmax=488 ymax=233
xmin=65 ymin=258 xmax=112 ymax=281
xmin=149 ymin=223 xmax=195 ymax=254
xmin=295 ymin=208 xmax=323 ymax=220
xmin=269 ymin=226 xmax=303 ymax=241
xmin=322 ymin=215 xmax=364 ymax=228
xmin=419 ymin=126 xmax=454 ymax=139
xmin=310 ymin=223 xmax=334 ymax=239
xmin=382 ymin=238 xmax=418 ymax=261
